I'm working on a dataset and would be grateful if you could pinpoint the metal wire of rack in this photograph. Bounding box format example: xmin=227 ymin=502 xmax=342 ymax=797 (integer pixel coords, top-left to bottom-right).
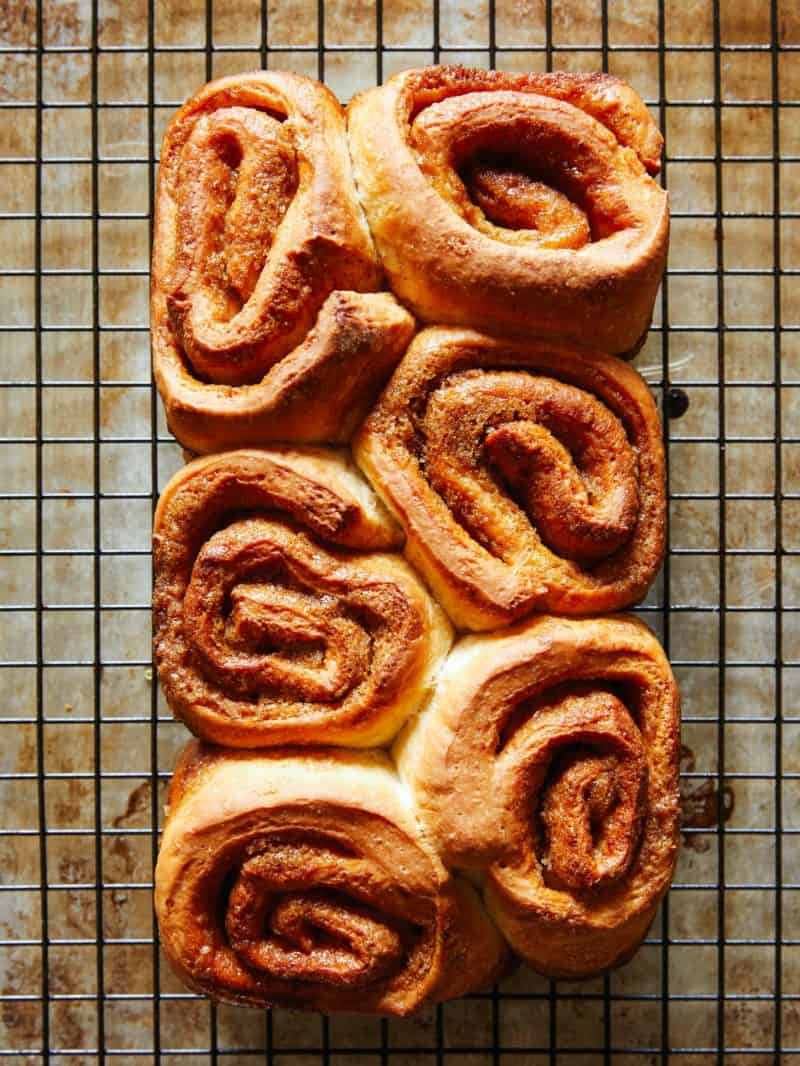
xmin=0 ymin=0 xmax=797 ymax=1060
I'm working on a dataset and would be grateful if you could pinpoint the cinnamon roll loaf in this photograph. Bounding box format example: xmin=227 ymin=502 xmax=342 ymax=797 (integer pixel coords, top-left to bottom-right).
xmin=155 ymin=742 xmax=510 ymax=1013
xmin=153 ymin=448 xmax=451 ymax=747
xmin=347 ymin=65 xmax=668 ymax=356
xmin=354 ymin=328 xmax=665 ymax=630
xmin=152 ymin=71 xmax=414 ymax=453
xmin=395 ymin=614 xmax=680 ymax=978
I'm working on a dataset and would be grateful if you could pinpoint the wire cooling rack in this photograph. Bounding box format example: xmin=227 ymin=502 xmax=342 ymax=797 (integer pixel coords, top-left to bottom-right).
xmin=0 ymin=0 xmax=797 ymax=1060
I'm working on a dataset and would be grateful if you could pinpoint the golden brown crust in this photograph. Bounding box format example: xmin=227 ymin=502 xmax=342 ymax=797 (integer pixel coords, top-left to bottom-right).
xmin=354 ymin=327 xmax=666 ymax=630
xmin=394 ymin=614 xmax=680 ymax=978
xmin=152 ymin=64 xmax=680 ymax=1008
xmin=153 ymin=448 xmax=452 ymax=747
xmin=155 ymin=743 xmax=510 ymax=1014
xmin=152 ymin=71 xmax=415 ymax=453
xmin=347 ymin=65 xmax=668 ymax=356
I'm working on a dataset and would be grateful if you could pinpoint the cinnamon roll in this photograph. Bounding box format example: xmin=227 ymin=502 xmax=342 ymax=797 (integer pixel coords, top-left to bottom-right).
xmin=153 ymin=448 xmax=451 ymax=747
xmin=347 ymin=65 xmax=668 ymax=357
xmin=152 ymin=71 xmax=415 ymax=454
xmin=354 ymin=327 xmax=665 ymax=630
xmin=155 ymin=742 xmax=510 ymax=1013
xmin=395 ymin=614 xmax=680 ymax=978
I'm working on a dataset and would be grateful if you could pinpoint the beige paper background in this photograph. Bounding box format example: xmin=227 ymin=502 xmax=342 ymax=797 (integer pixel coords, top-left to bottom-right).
xmin=0 ymin=0 xmax=798 ymax=1060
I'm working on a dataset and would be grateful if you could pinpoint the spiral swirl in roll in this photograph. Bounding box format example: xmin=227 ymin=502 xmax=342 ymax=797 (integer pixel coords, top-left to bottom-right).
xmin=153 ymin=447 xmax=452 ymax=747
xmin=395 ymin=614 xmax=680 ymax=978
xmin=155 ymin=743 xmax=510 ymax=1013
xmin=152 ymin=71 xmax=415 ymax=454
xmin=354 ymin=327 xmax=665 ymax=630
xmin=347 ymin=65 xmax=668 ymax=356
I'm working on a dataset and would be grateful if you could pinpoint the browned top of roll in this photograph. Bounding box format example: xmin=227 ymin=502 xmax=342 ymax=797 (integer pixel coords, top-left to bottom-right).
xmin=395 ymin=614 xmax=680 ymax=978
xmin=154 ymin=70 xmax=379 ymax=384
xmin=347 ymin=65 xmax=668 ymax=356
xmin=355 ymin=327 xmax=665 ymax=630
xmin=153 ymin=447 xmax=452 ymax=748
xmin=156 ymin=743 xmax=510 ymax=1013
xmin=151 ymin=70 xmax=414 ymax=453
